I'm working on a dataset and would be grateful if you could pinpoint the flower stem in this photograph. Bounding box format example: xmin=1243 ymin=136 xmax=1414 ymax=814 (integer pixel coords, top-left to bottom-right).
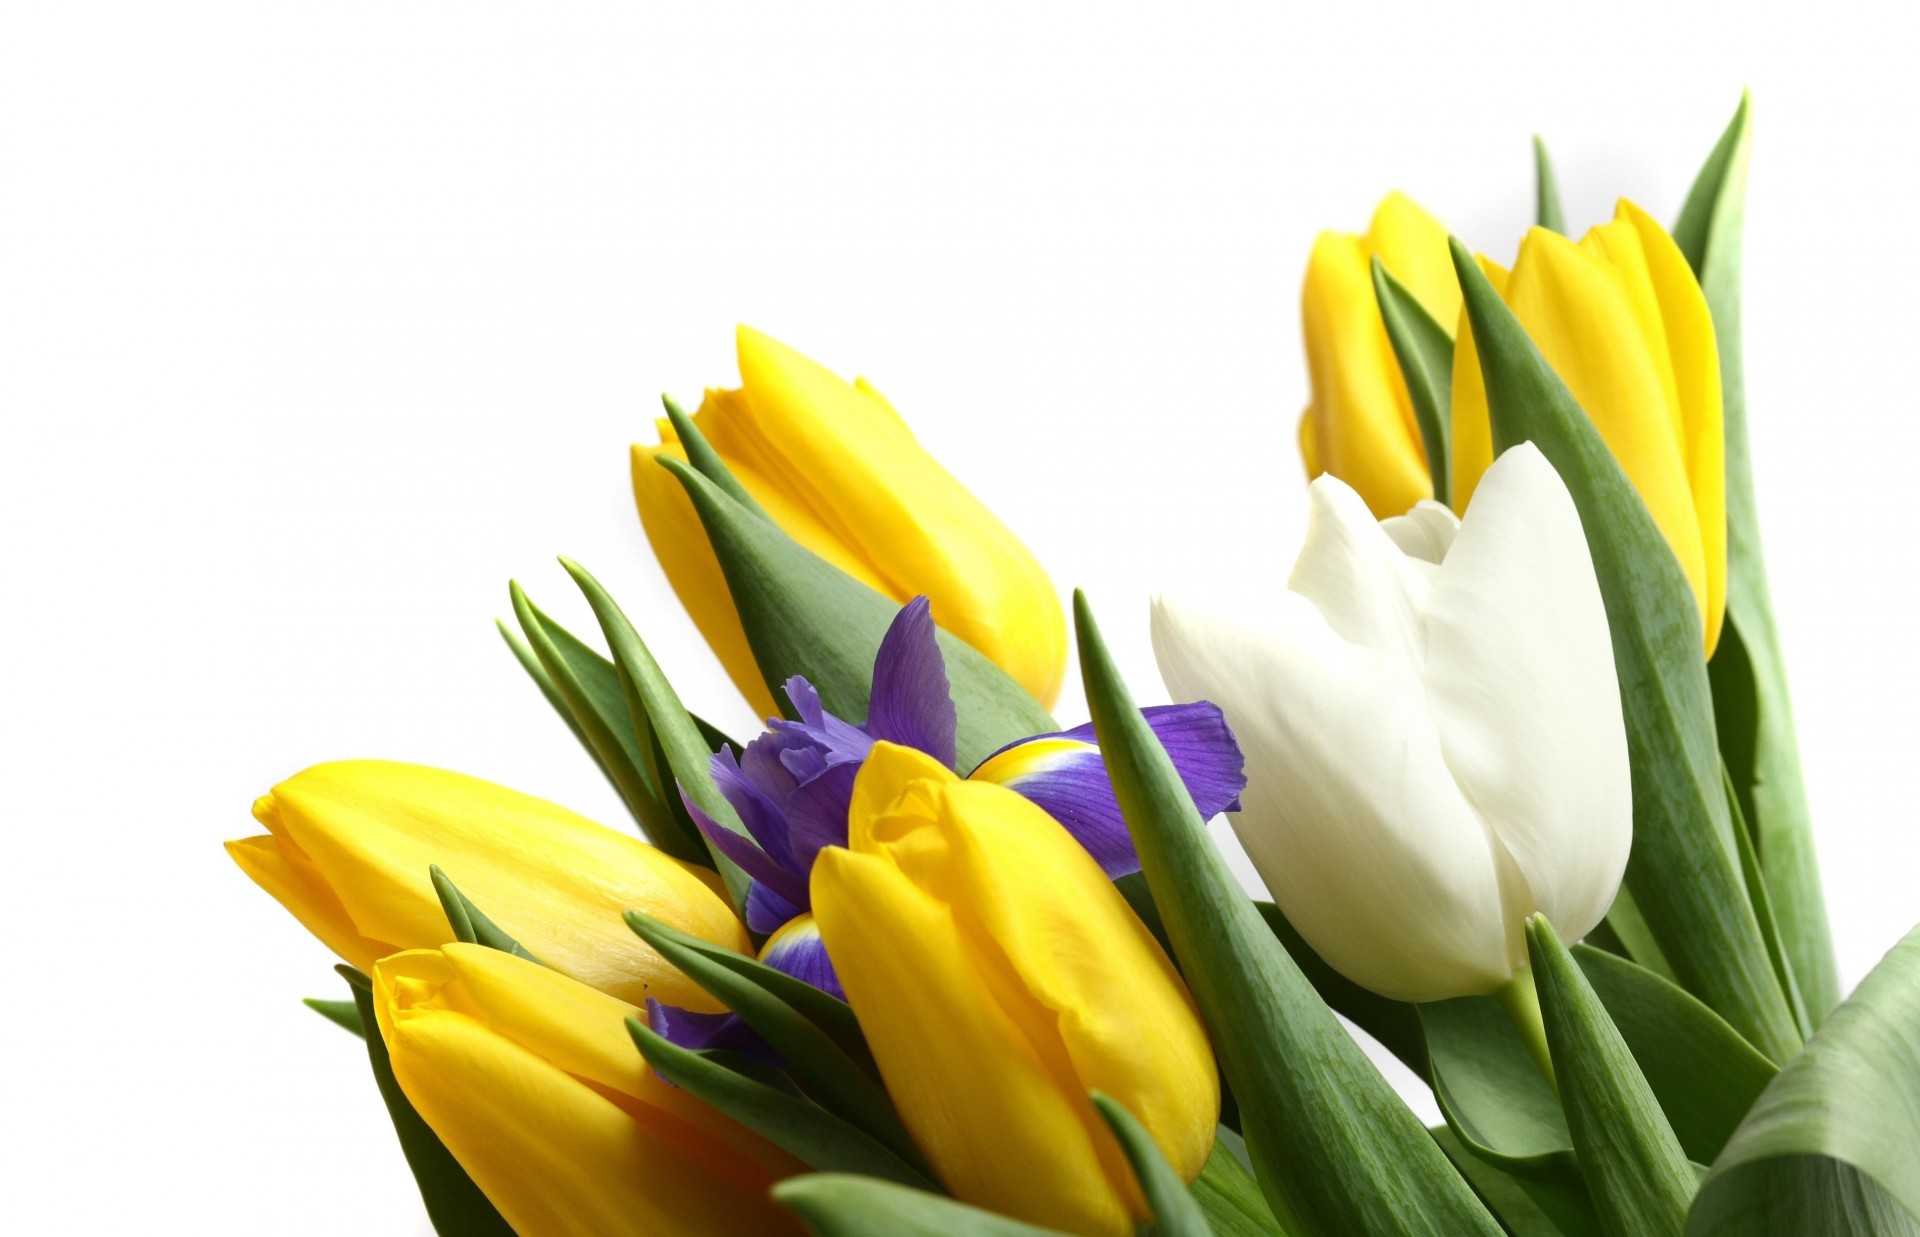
xmin=1496 ymin=966 xmax=1558 ymax=1095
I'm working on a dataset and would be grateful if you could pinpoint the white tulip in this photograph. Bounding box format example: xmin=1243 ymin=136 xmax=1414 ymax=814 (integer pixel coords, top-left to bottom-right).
xmin=1152 ymin=443 xmax=1630 ymax=1003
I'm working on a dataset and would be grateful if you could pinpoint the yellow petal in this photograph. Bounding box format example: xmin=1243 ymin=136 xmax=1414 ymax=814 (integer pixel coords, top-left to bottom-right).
xmin=223 ymin=834 xmax=393 ymax=970
xmin=1367 ymin=191 xmax=1462 ymax=328
xmin=238 ymin=761 xmax=749 ymax=1011
xmin=375 ymin=949 xmax=800 ymax=1237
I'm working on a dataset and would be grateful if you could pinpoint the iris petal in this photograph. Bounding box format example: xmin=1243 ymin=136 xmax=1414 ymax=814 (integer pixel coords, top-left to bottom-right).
xmin=865 ymin=596 xmax=959 ymax=767
xmin=758 ymin=915 xmax=844 ymax=1002
xmin=679 ymin=788 xmax=811 ymax=914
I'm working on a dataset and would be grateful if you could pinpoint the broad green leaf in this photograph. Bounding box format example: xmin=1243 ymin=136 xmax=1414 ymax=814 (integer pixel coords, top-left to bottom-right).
xmin=1093 ymin=1092 xmax=1214 ymax=1236
xmin=1675 ymin=90 xmax=1840 ymax=1022
xmin=659 ymin=455 xmax=1054 ymax=771
xmin=302 ymin=996 xmax=364 ymax=1037
xmin=338 ymin=967 xmax=514 ymax=1236
xmin=626 ymin=1019 xmax=935 ymax=1189
xmin=1076 ymin=593 xmax=1502 ymax=1237
xmin=1529 ymin=918 xmax=1696 ymax=1237
xmin=1435 ymin=1125 xmax=1602 ymax=1237
xmin=1421 ymin=995 xmax=1576 ymax=1179
xmin=1722 ymin=766 xmax=1813 ymax=1040
xmin=1451 ymin=238 xmax=1802 ymax=1064
xmin=557 ymin=561 xmax=749 ymax=896
xmin=622 ymin=910 xmax=928 ymax=1175
xmin=1534 ymin=135 xmax=1567 ymax=234
xmin=1256 ymin=901 xmax=1427 ymax=1077
xmin=1601 ymin=885 xmax=1679 ymax=985
xmin=662 ymin=395 xmax=768 ymax=516
xmin=774 ymin=1175 xmax=1068 ymax=1236
xmin=428 ymin=865 xmax=540 ymax=962
xmin=1573 ymin=944 xmax=1775 ymax=1165
xmin=1192 ymin=1137 xmax=1287 ymax=1237
xmin=1371 ymin=257 xmax=1454 ymax=507
xmin=1688 ymin=925 xmax=1920 ymax=1235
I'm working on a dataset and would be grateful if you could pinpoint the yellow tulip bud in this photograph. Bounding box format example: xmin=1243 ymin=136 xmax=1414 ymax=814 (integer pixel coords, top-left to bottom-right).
xmin=1451 ymin=201 xmax=1726 ymax=654
xmin=372 ymin=944 xmax=802 ymax=1237
xmin=632 ymin=327 xmax=1066 ymax=716
xmin=226 ymin=760 xmax=749 ymax=1011
xmin=1299 ymin=192 xmax=1461 ymax=519
xmin=810 ymin=742 xmax=1218 ymax=1237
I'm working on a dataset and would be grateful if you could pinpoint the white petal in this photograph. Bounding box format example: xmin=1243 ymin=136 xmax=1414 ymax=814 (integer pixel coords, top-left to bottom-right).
xmin=1419 ymin=443 xmax=1632 ymax=947
xmin=1381 ymin=500 xmax=1461 ymax=565
xmin=1152 ymin=592 xmax=1512 ymax=1002
xmin=1288 ymin=474 xmax=1432 ymax=670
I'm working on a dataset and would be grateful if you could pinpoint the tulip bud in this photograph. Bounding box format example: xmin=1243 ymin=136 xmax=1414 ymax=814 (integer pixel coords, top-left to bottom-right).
xmin=1153 ymin=444 xmax=1631 ymax=1004
xmin=810 ymin=742 xmax=1218 ymax=1237
xmin=227 ymin=760 xmax=749 ymax=1010
xmin=631 ymin=327 xmax=1066 ymax=715
xmin=1299 ymin=192 xmax=1461 ymax=519
xmin=1451 ymin=201 xmax=1726 ymax=653
xmin=372 ymin=944 xmax=802 ymax=1237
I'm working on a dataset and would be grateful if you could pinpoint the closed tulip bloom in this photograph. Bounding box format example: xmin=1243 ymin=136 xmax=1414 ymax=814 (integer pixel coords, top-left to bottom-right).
xmin=1299 ymin=192 xmax=1461 ymax=519
xmin=373 ymin=944 xmax=802 ymax=1237
xmin=1153 ymin=444 xmax=1631 ymax=1003
xmin=811 ymin=742 xmax=1218 ymax=1237
xmin=227 ymin=760 xmax=748 ymax=1010
xmin=1451 ymin=200 xmax=1726 ymax=653
xmin=632 ymin=327 xmax=1066 ymax=716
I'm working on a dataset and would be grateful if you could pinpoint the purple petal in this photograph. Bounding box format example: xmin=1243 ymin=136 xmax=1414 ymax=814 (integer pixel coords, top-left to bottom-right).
xmin=969 ymin=702 xmax=1246 ymax=879
xmin=746 ymin=880 xmax=805 ymax=934
xmin=709 ymin=746 xmax=798 ymax=873
xmin=646 ymin=999 xmax=779 ymax=1067
xmin=678 ymin=785 xmax=812 ymax=912
xmin=759 ymin=916 xmax=844 ymax=1002
xmin=865 ymin=597 xmax=958 ymax=768
xmin=783 ymin=759 xmax=860 ymax=873
xmin=780 ymin=678 xmax=876 ymax=756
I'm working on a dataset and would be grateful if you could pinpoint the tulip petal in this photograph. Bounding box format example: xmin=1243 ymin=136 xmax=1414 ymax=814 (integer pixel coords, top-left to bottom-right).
xmin=968 ymin=704 xmax=1246 ymax=879
xmin=865 ymin=597 xmax=959 ymax=768
xmin=759 ymin=914 xmax=845 ymax=1002
xmin=1381 ymin=499 xmax=1460 ymax=565
xmin=225 ymin=834 xmax=394 ymax=971
xmin=1152 ymin=592 xmax=1512 ymax=1002
xmin=1288 ymin=473 xmax=1433 ymax=668
xmin=1420 ymin=444 xmax=1632 ymax=945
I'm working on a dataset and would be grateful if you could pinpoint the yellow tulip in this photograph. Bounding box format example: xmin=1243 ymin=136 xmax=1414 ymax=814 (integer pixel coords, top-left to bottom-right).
xmin=1452 ymin=200 xmax=1726 ymax=654
xmin=227 ymin=760 xmax=748 ymax=1011
xmin=810 ymin=742 xmax=1218 ymax=1237
xmin=632 ymin=327 xmax=1066 ymax=717
xmin=1299 ymin=192 xmax=1461 ymax=519
xmin=373 ymin=944 xmax=803 ymax=1236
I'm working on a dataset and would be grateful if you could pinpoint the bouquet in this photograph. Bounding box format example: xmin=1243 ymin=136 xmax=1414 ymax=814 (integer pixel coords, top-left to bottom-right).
xmin=230 ymin=95 xmax=1920 ymax=1236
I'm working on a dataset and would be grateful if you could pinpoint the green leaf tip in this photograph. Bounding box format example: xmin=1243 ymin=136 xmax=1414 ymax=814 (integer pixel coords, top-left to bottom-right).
xmin=303 ymin=996 xmax=366 ymax=1038
xmin=1091 ymin=1092 xmax=1213 ymax=1236
xmin=429 ymin=864 xmax=541 ymax=963
xmin=1369 ymin=255 xmax=1454 ymax=506
xmin=1532 ymin=134 xmax=1567 ymax=235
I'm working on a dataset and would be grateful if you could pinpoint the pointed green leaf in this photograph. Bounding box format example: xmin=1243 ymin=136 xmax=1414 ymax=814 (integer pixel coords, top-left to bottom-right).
xmin=428 ymin=865 xmax=540 ymax=963
xmin=555 ymin=559 xmax=750 ymax=901
xmin=1450 ymin=237 xmax=1801 ymax=1064
xmin=662 ymin=394 xmax=769 ymax=517
xmin=1601 ymin=885 xmax=1679 ymax=985
xmin=1529 ymin=917 xmax=1696 ymax=1237
xmin=1192 ymin=1137 xmax=1288 ymax=1236
xmin=1091 ymin=1093 xmax=1214 ymax=1236
xmin=1688 ymin=925 xmax=1920 ymax=1235
xmin=1678 ymin=91 xmax=1839 ymax=1023
xmin=1255 ymin=900 xmax=1427 ymax=1077
xmin=626 ymin=1019 xmax=935 ymax=1189
xmin=1534 ymin=135 xmax=1567 ymax=234
xmin=338 ymin=967 xmax=514 ymax=1236
xmin=658 ymin=456 xmax=1054 ymax=771
xmin=497 ymin=618 xmax=602 ymax=768
xmin=774 ymin=1175 xmax=1069 ymax=1236
xmin=303 ymin=996 xmax=364 ymax=1037
xmin=1435 ymin=1125 xmax=1603 ymax=1237
xmin=1371 ymin=257 xmax=1454 ymax=507
xmin=1076 ymin=593 xmax=1501 ymax=1237
xmin=1421 ymin=995 xmax=1577 ymax=1179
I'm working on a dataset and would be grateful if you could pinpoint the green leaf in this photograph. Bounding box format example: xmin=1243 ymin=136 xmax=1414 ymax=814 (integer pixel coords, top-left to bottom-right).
xmin=1722 ymin=766 xmax=1813 ymax=1040
xmin=1529 ymin=917 xmax=1696 ymax=1237
xmin=626 ymin=1019 xmax=935 ymax=1189
xmin=662 ymin=394 xmax=769 ymax=517
xmin=1688 ymin=925 xmax=1920 ymax=1235
xmin=554 ymin=561 xmax=753 ymax=906
xmin=1450 ymin=237 xmax=1802 ymax=1065
xmin=1435 ymin=1125 xmax=1602 ymax=1237
xmin=1421 ymin=995 xmax=1577 ymax=1178
xmin=338 ymin=967 xmax=514 ymax=1236
xmin=1676 ymin=91 xmax=1840 ymax=1024
xmin=1601 ymin=885 xmax=1679 ymax=985
xmin=1075 ymin=592 xmax=1501 ymax=1237
xmin=1534 ymin=135 xmax=1567 ymax=234
xmin=1091 ymin=1093 xmax=1214 ymax=1236
xmin=774 ymin=1175 xmax=1069 ymax=1236
xmin=302 ymin=996 xmax=364 ymax=1037
xmin=1192 ymin=1137 xmax=1288 ymax=1237
xmin=1370 ymin=257 xmax=1455 ymax=507
xmin=622 ymin=910 xmax=930 ymax=1176
xmin=658 ymin=454 xmax=1054 ymax=771
xmin=428 ymin=865 xmax=540 ymax=962
xmin=1255 ymin=901 xmax=1427 ymax=1077
xmin=497 ymin=618 xmax=604 ymax=775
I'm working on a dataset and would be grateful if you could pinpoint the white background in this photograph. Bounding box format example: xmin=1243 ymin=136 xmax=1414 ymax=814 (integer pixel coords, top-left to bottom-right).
xmin=5 ymin=2 xmax=1917 ymax=1231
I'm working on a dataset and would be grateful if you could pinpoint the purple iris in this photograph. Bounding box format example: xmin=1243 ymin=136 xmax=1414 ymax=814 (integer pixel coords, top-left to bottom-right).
xmin=650 ymin=596 xmax=1245 ymax=1052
